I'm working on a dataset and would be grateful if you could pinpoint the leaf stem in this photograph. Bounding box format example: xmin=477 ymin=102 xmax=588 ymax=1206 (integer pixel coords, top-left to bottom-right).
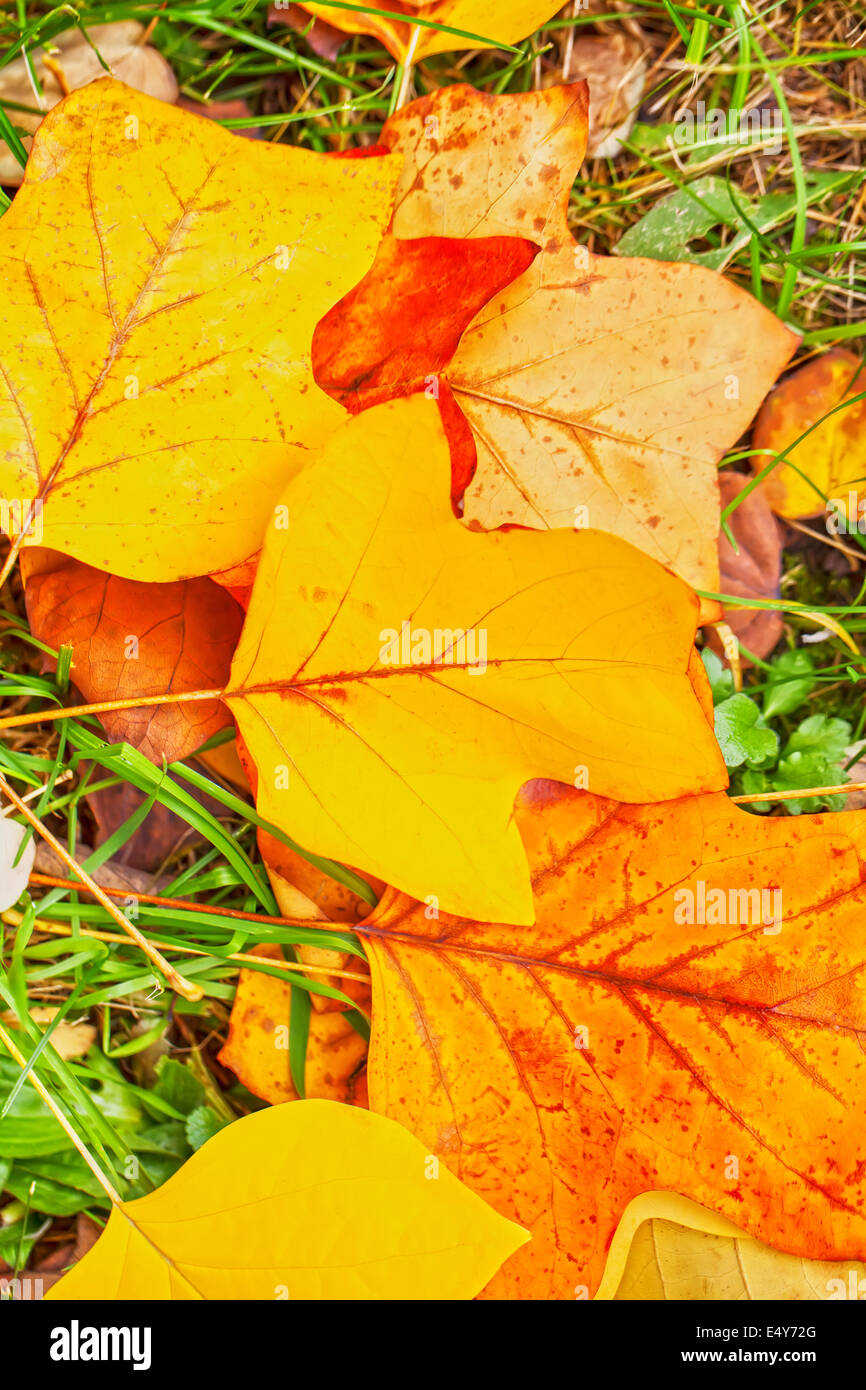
xmin=26 ymin=872 xmax=317 ymax=927
xmin=390 ymin=25 xmax=420 ymax=113
xmin=731 ymin=782 xmax=865 ymax=806
xmin=0 ymin=687 xmax=224 ymax=732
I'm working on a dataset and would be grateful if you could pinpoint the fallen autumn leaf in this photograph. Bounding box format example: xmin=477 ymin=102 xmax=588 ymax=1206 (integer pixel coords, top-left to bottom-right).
xmin=360 ymin=777 xmax=866 ymax=1297
xmin=315 ymin=83 xmax=798 ymax=594
xmin=23 ymin=549 xmax=243 ymax=763
xmin=46 ymin=1100 xmax=528 ymax=1298
xmin=0 ymin=79 xmax=400 ymax=582
xmin=227 ymin=393 xmax=726 ymax=923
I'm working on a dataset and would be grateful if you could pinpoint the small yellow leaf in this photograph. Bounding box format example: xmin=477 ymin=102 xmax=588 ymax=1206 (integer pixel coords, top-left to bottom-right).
xmin=46 ymin=1101 xmax=527 ymax=1300
xmin=596 ymin=1192 xmax=866 ymax=1302
xmin=753 ymin=349 xmax=866 ymax=521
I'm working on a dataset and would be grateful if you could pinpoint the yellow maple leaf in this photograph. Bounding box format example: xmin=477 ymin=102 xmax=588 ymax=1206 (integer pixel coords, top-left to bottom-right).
xmin=226 ymin=393 xmax=726 ymax=924
xmin=0 ymin=79 xmax=399 ymax=582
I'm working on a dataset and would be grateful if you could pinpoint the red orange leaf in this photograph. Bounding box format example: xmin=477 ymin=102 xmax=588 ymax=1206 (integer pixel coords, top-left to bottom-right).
xmin=313 ymin=233 xmax=536 ymax=414
xmin=23 ymin=550 xmax=242 ymax=763
xmin=361 ymin=779 xmax=866 ymax=1298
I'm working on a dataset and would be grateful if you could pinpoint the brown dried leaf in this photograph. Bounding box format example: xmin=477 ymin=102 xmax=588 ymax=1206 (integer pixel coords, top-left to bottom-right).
xmin=553 ymin=34 xmax=648 ymax=157
xmin=712 ymin=472 xmax=784 ymax=662
xmin=0 ymin=22 xmax=177 ymax=185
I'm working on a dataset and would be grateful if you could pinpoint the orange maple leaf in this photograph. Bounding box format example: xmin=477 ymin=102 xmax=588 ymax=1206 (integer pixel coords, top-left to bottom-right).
xmin=357 ymin=779 xmax=866 ymax=1298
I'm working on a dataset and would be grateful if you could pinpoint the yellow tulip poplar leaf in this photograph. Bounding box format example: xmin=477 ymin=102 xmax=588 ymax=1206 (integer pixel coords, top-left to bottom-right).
xmin=0 ymin=78 xmax=400 ymax=582
xmin=359 ymin=778 xmax=866 ymax=1299
xmin=752 ymin=348 xmax=866 ymax=520
xmin=226 ymin=394 xmax=726 ymax=925
xmin=294 ymin=2 xmax=563 ymax=62
xmin=47 ymin=1101 xmax=526 ymax=1299
xmin=595 ymin=1192 xmax=866 ymax=1302
xmin=373 ymin=84 xmax=799 ymax=593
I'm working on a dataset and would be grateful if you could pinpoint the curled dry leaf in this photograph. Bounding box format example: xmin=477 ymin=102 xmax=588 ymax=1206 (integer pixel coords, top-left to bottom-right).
xmin=753 ymin=349 xmax=866 ymax=520
xmin=34 ymin=839 xmax=158 ymax=899
xmin=217 ymin=944 xmax=369 ymax=1105
xmin=0 ymin=79 xmax=400 ymax=581
xmin=22 ymin=550 xmax=243 ymax=764
xmin=318 ymin=83 xmax=798 ymax=597
xmin=712 ymin=472 xmax=784 ymax=662
xmin=361 ymin=778 xmax=866 ymax=1298
xmin=0 ymin=22 xmax=177 ymax=186
xmin=553 ymin=33 xmax=648 ymax=158
xmin=226 ymin=395 xmax=726 ymax=925
xmin=596 ymin=1192 xmax=866 ymax=1302
xmin=47 ymin=1101 xmax=528 ymax=1299
xmin=293 ymin=1 xmax=564 ymax=62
